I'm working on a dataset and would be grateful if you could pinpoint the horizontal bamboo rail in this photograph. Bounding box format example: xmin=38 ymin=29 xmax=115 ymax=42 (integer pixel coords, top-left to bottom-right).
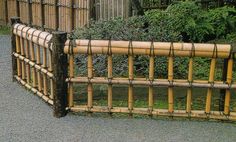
xmin=66 ymin=77 xmax=236 ymax=89
xmin=70 ymin=106 xmax=236 ymax=121
xmin=64 ymin=40 xmax=231 ymax=58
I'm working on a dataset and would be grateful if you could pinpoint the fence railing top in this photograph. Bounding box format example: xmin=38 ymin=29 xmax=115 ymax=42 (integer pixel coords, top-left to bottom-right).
xmin=64 ymin=39 xmax=232 ymax=58
xmin=13 ymin=23 xmax=52 ymax=49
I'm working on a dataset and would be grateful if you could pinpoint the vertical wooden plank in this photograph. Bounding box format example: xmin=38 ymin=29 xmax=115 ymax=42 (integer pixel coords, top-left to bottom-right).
xmin=55 ymin=0 xmax=59 ymax=30
xmin=28 ymin=0 xmax=33 ymax=26
xmin=52 ymin=31 xmax=68 ymax=118
xmin=4 ymin=0 xmax=8 ymax=24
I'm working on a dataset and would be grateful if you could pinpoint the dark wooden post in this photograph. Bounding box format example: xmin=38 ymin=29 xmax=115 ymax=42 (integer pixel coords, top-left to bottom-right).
xmin=11 ymin=17 xmax=21 ymax=82
xmin=52 ymin=32 xmax=68 ymax=118
xmin=27 ymin=0 xmax=33 ymax=26
xmin=16 ymin=0 xmax=20 ymax=17
xmin=40 ymin=0 xmax=45 ymax=30
xmin=89 ymin=0 xmax=96 ymax=21
xmin=4 ymin=0 xmax=8 ymax=24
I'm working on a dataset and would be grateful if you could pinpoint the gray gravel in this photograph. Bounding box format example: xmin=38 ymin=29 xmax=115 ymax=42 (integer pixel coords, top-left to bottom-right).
xmin=1 ymin=35 xmax=236 ymax=142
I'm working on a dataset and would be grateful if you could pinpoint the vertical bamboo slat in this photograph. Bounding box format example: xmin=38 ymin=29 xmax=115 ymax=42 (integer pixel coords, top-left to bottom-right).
xmin=186 ymin=58 xmax=193 ymax=113
xmin=20 ymin=36 xmax=26 ymax=80
xmin=148 ymin=55 xmax=154 ymax=112
xmin=43 ymin=47 xmax=48 ymax=96
xmin=16 ymin=35 xmax=22 ymax=77
xmin=107 ymin=55 xmax=113 ymax=110
xmin=224 ymin=58 xmax=233 ymax=115
xmin=29 ymin=41 xmax=37 ymax=88
xmin=25 ymin=39 xmax=31 ymax=84
xmin=168 ymin=45 xmax=174 ymax=113
xmin=205 ymin=58 xmax=216 ymax=113
xmin=87 ymin=46 xmax=93 ymax=109
xmin=36 ymin=45 xmax=42 ymax=91
xmin=128 ymin=45 xmax=134 ymax=112
xmin=68 ymin=52 xmax=74 ymax=107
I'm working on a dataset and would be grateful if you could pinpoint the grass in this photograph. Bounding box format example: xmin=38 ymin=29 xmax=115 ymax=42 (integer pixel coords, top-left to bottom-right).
xmin=0 ymin=25 xmax=11 ymax=35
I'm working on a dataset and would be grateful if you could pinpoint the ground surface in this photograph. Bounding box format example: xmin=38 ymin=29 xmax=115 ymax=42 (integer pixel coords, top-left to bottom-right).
xmin=1 ymin=35 xmax=236 ymax=142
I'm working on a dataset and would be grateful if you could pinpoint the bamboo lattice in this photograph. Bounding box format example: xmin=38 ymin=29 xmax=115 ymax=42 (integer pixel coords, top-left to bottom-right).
xmin=13 ymin=23 xmax=54 ymax=105
xmin=64 ymin=39 xmax=236 ymax=121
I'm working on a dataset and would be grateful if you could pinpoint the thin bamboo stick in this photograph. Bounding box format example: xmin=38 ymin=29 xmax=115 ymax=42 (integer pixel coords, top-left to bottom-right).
xmin=20 ymin=36 xmax=26 ymax=80
xmin=36 ymin=44 xmax=42 ymax=91
xmin=43 ymin=47 xmax=48 ymax=96
xmin=168 ymin=56 xmax=174 ymax=113
xmin=16 ymin=35 xmax=22 ymax=77
xmin=205 ymin=58 xmax=216 ymax=113
xmin=224 ymin=58 xmax=233 ymax=115
xmin=48 ymin=48 xmax=54 ymax=99
xmin=148 ymin=55 xmax=154 ymax=111
xmin=107 ymin=55 xmax=113 ymax=110
xmin=29 ymin=41 xmax=37 ymax=87
xmin=186 ymin=58 xmax=193 ymax=113
xmin=87 ymin=53 xmax=93 ymax=109
xmin=128 ymin=54 xmax=134 ymax=112
xmin=24 ymin=39 xmax=30 ymax=84
xmin=68 ymin=53 xmax=74 ymax=107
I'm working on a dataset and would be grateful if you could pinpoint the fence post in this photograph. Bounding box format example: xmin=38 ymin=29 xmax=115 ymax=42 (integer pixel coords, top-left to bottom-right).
xmin=55 ymin=0 xmax=59 ymax=30
xmin=40 ymin=0 xmax=45 ymax=30
xmin=4 ymin=0 xmax=8 ymax=24
xmin=52 ymin=31 xmax=68 ymax=118
xmin=27 ymin=0 xmax=32 ymax=26
xmin=16 ymin=0 xmax=20 ymax=17
xmin=11 ymin=17 xmax=21 ymax=82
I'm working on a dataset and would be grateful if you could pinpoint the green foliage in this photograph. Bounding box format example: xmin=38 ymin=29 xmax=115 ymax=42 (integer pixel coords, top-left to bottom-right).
xmin=0 ymin=25 xmax=10 ymax=35
xmin=73 ymin=1 xmax=236 ymax=79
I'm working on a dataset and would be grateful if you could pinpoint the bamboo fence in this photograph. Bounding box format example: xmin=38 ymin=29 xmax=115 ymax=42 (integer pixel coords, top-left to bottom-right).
xmin=11 ymin=20 xmax=236 ymax=121
xmin=64 ymin=39 xmax=236 ymax=121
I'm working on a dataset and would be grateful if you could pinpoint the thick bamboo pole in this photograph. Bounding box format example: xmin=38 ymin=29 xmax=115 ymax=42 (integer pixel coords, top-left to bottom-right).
xmin=205 ymin=58 xmax=216 ymax=113
xmin=48 ymin=49 xmax=53 ymax=99
xmin=13 ymin=24 xmax=52 ymax=49
xmin=186 ymin=58 xmax=193 ymax=113
xmin=224 ymin=58 xmax=233 ymax=115
xmin=70 ymin=106 xmax=236 ymax=121
xmin=64 ymin=40 xmax=231 ymax=58
xmin=68 ymin=77 xmax=236 ymax=89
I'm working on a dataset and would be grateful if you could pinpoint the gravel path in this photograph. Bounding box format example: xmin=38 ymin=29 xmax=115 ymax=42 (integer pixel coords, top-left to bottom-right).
xmin=0 ymin=35 xmax=236 ymax=142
